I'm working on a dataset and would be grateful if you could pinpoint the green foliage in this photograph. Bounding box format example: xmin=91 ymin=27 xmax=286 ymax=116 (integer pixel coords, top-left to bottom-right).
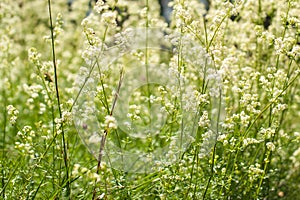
xmin=1 ymin=0 xmax=300 ymax=199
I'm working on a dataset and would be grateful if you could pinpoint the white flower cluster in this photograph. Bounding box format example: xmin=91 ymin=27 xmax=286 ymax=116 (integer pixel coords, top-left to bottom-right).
xmin=101 ymin=11 xmax=117 ymax=27
xmin=94 ymin=0 xmax=106 ymax=14
xmin=54 ymin=117 xmax=63 ymax=135
xmin=259 ymin=127 xmax=276 ymax=139
xmin=127 ymin=104 xmax=141 ymax=121
xmin=248 ymin=163 xmax=264 ymax=181
xmin=43 ymin=13 xmax=64 ymax=43
xmin=243 ymin=137 xmax=262 ymax=148
xmin=274 ymin=36 xmax=297 ymax=55
xmin=266 ymin=142 xmax=275 ymax=151
xmin=7 ymin=105 xmax=19 ymax=125
xmin=15 ymin=125 xmax=36 ymax=158
xmin=104 ymin=115 xmax=117 ymax=130
xmin=198 ymin=111 xmax=210 ymax=128
xmin=28 ymin=47 xmax=41 ymax=65
xmin=173 ymin=1 xmax=192 ymax=28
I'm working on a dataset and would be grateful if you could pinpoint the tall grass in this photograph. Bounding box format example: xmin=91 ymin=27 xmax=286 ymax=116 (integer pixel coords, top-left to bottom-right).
xmin=0 ymin=0 xmax=300 ymax=199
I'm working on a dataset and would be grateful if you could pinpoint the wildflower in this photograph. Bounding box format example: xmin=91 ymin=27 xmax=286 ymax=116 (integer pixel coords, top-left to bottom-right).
xmin=28 ymin=47 xmax=41 ymax=64
xmin=266 ymin=142 xmax=275 ymax=151
xmin=198 ymin=111 xmax=210 ymax=128
xmin=101 ymin=11 xmax=117 ymax=27
xmin=127 ymin=104 xmax=141 ymax=121
xmin=81 ymin=18 xmax=90 ymax=28
xmin=243 ymin=138 xmax=261 ymax=147
xmin=105 ymin=115 xmax=117 ymax=130
xmin=72 ymin=164 xmax=81 ymax=176
xmin=94 ymin=0 xmax=106 ymax=14
xmin=217 ymin=134 xmax=226 ymax=142
xmin=240 ymin=111 xmax=250 ymax=126
xmin=249 ymin=164 xmax=264 ymax=175
xmin=7 ymin=105 xmax=19 ymax=125
xmin=54 ymin=13 xmax=64 ymax=38
xmin=62 ymin=111 xmax=72 ymax=124
xmin=259 ymin=128 xmax=276 ymax=139
xmin=139 ymin=7 xmax=148 ymax=18
xmin=54 ymin=118 xmax=63 ymax=134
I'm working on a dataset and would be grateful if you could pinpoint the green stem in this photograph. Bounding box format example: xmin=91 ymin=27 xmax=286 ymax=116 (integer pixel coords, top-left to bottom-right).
xmin=145 ymin=0 xmax=152 ymax=124
xmin=47 ymin=0 xmax=70 ymax=197
xmin=1 ymin=84 xmax=7 ymax=199
xmin=202 ymin=89 xmax=222 ymax=199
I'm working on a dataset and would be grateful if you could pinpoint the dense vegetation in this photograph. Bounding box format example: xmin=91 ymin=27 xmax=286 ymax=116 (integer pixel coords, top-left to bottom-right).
xmin=1 ymin=0 xmax=300 ymax=199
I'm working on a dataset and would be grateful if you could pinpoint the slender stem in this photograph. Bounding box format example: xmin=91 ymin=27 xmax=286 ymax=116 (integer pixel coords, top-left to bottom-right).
xmin=203 ymin=16 xmax=208 ymax=56
xmin=145 ymin=0 xmax=152 ymax=125
xmin=97 ymin=61 xmax=111 ymax=115
xmin=1 ymin=85 xmax=7 ymax=199
xmin=92 ymin=131 xmax=108 ymax=200
xmin=92 ymin=68 xmax=124 ymax=199
xmin=177 ymin=26 xmax=184 ymax=155
xmin=47 ymin=0 xmax=70 ymax=197
xmin=203 ymin=89 xmax=222 ymax=199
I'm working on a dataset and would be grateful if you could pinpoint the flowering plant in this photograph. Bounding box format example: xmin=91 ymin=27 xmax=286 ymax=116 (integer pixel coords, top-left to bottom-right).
xmin=0 ymin=0 xmax=299 ymax=199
